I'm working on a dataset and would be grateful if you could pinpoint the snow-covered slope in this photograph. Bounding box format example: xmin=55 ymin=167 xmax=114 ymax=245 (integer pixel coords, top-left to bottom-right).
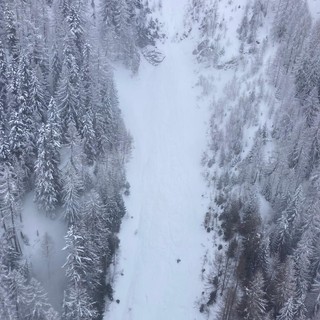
xmin=104 ymin=2 xmax=209 ymax=319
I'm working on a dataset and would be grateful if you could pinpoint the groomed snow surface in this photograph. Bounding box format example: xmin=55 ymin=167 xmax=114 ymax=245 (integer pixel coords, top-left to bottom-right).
xmin=105 ymin=2 xmax=209 ymax=320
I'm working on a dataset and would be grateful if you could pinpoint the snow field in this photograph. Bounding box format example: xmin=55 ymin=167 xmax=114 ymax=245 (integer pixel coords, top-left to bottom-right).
xmin=105 ymin=2 xmax=210 ymax=319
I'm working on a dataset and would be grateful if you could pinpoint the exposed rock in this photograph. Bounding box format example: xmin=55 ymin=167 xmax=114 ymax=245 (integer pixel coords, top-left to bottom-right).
xmin=142 ymin=45 xmax=165 ymax=66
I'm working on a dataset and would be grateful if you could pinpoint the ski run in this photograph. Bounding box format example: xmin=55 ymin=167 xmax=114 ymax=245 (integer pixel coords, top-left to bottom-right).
xmin=105 ymin=1 xmax=209 ymax=319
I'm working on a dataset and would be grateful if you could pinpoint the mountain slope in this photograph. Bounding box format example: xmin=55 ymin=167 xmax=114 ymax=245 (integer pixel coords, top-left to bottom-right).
xmin=104 ymin=3 xmax=210 ymax=319
xmin=107 ymin=0 xmax=320 ymax=319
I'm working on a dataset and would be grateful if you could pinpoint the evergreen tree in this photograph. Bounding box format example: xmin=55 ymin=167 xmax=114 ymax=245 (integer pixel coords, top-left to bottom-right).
xmin=83 ymin=189 xmax=110 ymax=255
xmin=276 ymin=297 xmax=295 ymax=320
xmin=82 ymin=110 xmax=96 ymax=164
xmin=272 ymin=257 xmax=297 ymax=314
xmin=34 ymin=125 xmax=60 ymax=215
xmin=7 ymin=270 xmax=32 ymax=319
xmin=50 ymin=42 xmax=62 ymax=95
xmin=0 ymin=125 xmax=10 ymax=162
xmin=30 ymin=68 xmax=48 ymax=124
xmin=294 ymin=229 xmax=314 ymax=298
xmin=0 ymin=41 xmax=8 ymax=115
xmin=0 ymin=280 xmax=16 ymax=320
xmin=238 ymin=197 xmax=262 ymax=282
xmin=4 ymin=4 xmax=19 ymax=60
xmin=63 ymin=286 xmax=97 ymax=320
xmin=9 ymin=99 xmax=31 ymax=160
xmin=62 ymin=225 xmax=99 ymax=319
xmin=62 ymin=159 xmax=83 ymax=226
xmin=63 ymin=225 xmax=94 ymax=287
xmin=239 ymin=271 xmax=268 ymax=320
xmin=65 ymin=120 xmax=83 ymax=169
xmin=28 ymin=278 xmax=58 ymax=320
xmin=46 ymin=98 xmax=62 ymax=164
xmin=0 ymin=163 xmax=21 ymax=253
xmin=17 ymin=54 xmax=33 ymax=103
xmin=80 ymin=44 xmax=97 ymax=162
xmin=55 ymin=40 xmax=79 ymax=133
xmin=67 ymin=5 xmax=85 ymax=60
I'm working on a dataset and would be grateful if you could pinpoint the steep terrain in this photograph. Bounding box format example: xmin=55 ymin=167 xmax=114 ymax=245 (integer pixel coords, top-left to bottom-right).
xmin=105 ymin=1 xmax=210 ymax=319
xmin=2 ymin=0 xmax=320 ymax=319
xmin=107 ymin=0 xmax=320 ymax=319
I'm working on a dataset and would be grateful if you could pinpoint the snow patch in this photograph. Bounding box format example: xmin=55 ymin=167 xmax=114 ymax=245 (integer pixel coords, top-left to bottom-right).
xmin=21 ymin=194 xmax=67 ymax=311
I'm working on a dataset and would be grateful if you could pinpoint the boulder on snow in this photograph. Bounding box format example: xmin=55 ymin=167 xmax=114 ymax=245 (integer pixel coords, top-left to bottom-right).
xmin=141 ymin=45 xmax=165 ymax=66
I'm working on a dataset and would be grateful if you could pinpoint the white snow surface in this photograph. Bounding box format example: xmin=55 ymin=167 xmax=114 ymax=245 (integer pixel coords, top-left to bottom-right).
xmin=308 ymin=0 xmax=320 ymax=19
xmin=21 ymin=194 xmax=67 ymax=311
xmin=105 ymin=3 xmax=209 ymax=320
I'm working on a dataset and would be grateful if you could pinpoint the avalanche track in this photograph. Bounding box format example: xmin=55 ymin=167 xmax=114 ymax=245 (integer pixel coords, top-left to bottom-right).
xmin=105 ymin=4 xmax=208 ymax=319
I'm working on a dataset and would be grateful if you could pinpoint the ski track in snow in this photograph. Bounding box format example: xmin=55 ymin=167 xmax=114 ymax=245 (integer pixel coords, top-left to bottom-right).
xmin=105 ymin=3 xmax=209 ymax=320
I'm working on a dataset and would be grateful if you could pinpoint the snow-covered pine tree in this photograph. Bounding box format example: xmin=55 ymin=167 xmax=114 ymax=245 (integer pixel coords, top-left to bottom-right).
xmin=65 ymin=120 xmax=83 ymax=168
xmin=50 ymin=42 xmax=62 ymax=95
xmin=9 ymin=99 xmax=31 ymax=161
xmin=80 ymin=44 xmax=97 ymax=163
xmin=28 ymin=278 xmax=58 ymax=320
xmin=0 ymin=163 xmax=21 ymax=253
xmin=0 ymin=125 xmax=10 ymax=163
xmin=30 ymin=68 xmax=48 ymax=124
xmin=0 ymin=41 xmax=8 ymax=115
xmin=238 ymin=271 xmax=268 ymax=320
xmin=4 ymin=4 xmax=19 ymax=60
xmin=46 ymin=97 xmax=62 ymax=164
xmin=63 ymin=286 xmax=98 ymax=320
xmin=62 ymin=225 xmax=99 ymax=319
xmin=67 ymin=5 xmax=85 ymax=62
xmin=34 ymin=125 xmax=61 ymax=215
xmin=62 ymin=159 xmax=83 ymax=226
xmin=55 ymin=40 xmax=79 ymax=134
xmin=276 ymin=297 xmax=295 ymax=320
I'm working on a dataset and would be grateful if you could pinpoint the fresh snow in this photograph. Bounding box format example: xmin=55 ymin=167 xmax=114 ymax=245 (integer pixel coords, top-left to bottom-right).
xmin=104 ymin=2 xmax=209 ymax=319
xmin=308 ymin=0 xmax=320 ymax=19
xmin=21 ymin=194 xmax=67 ymax=311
